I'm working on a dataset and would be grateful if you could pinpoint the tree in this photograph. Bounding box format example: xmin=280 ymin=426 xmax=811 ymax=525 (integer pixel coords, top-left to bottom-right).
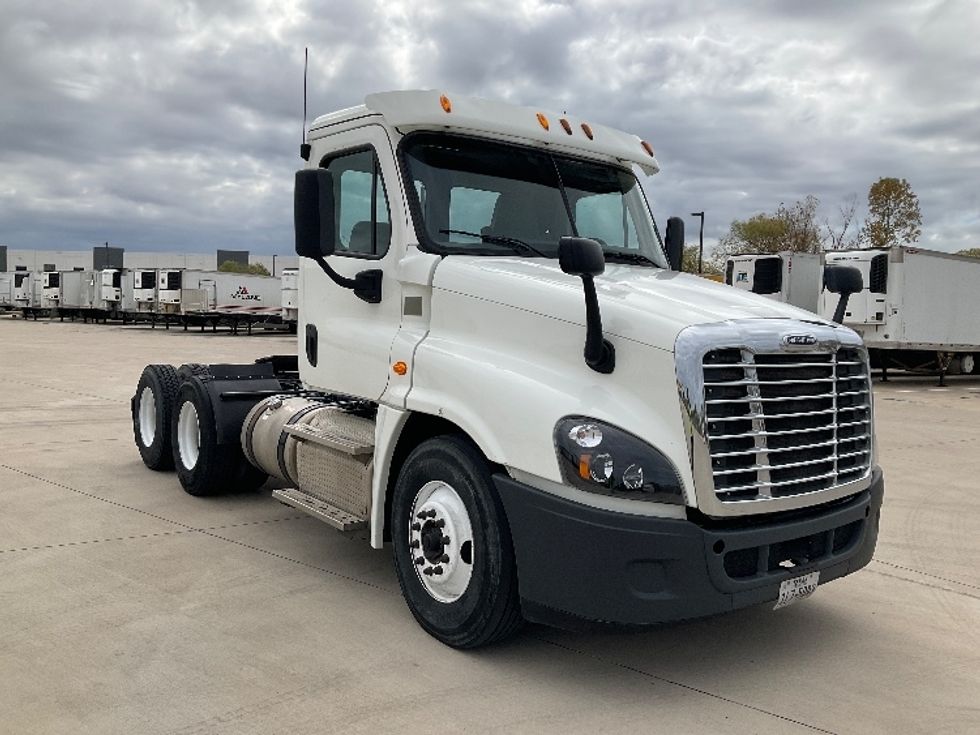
xmin=218 ymin=260 xmax=271 ymax=276
xmin=861 ymin=177 xmax=921 ymax=248
xmin=681 ymin=245 xmax=721 ymax=275
xmin=711 ymin=195 xmax=822 ymax=269
xmin=824 ymin=193 xmax=860 ymax=250
xmin=956 ymin=248 xmax=980 ymax=258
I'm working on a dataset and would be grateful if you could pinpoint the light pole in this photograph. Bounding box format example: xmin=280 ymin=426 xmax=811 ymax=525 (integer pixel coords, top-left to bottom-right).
xmin=272 ymin=254 xmax=277 ymax=277
xmin=690 ymin=211 xmax=705 ymax=274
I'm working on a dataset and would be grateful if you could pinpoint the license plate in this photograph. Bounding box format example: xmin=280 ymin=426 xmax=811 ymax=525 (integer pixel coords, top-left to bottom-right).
xmin=774 ymin=571 xmax=820 ymax=610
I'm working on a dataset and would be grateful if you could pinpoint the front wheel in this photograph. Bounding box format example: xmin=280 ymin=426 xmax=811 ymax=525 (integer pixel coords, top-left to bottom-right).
xmin=391 ymin=435 xmax=523 ymax=648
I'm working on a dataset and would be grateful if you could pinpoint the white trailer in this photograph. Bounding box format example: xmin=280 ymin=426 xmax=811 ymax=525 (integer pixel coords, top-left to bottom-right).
xmin=725 ymin=252 xmax=822 ymax=313
xmin=0 ymin=273 xmax=12 ymax=310
xmin=82 ymin=269 xmax=123 ymax=315
xmin=821 ymin=246 xmax=980 ymax=379
xmin=281 ymin=267 xmax=299 ymax=326
xmin=130 ymin=90 xmax=883 ymax=648
xmin=178 ymin=270 xmax=282 ymax=315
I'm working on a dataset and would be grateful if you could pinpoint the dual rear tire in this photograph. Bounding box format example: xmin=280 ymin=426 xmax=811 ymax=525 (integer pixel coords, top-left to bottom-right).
xmin=132 ymin=364 xmax=266 ymax=495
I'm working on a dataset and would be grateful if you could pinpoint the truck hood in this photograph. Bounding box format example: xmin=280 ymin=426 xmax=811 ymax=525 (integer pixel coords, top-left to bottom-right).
xmin=432 ymin=256 xmax=833 ymax=352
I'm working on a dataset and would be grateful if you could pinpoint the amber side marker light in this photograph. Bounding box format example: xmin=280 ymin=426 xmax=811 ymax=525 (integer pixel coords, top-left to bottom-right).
xmin=641 ymin=140 xmax=655 ymax=157
xmin=578 ymin=454 xmax=592 ymax=480
xmin=439 ymin=95 xmax=452 ymax=113
xmin=393 ymin=361 xmax=408 ymax=375
xmin=536 ymin=112 xmax=550 ymax=130
xmin=559 ymin=118 xmax=573 ymax=135
xmin=581 ymin=122 xmax=594 ymax=140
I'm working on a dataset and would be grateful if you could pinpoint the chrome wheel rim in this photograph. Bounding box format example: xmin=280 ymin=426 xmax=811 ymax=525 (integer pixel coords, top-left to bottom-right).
xmin=409 ymin=480 xmax=474 ymax=603
xmin=138 ymin=386 xmax=156 ymax=447
xmin=177 ymin=401 xmax=200 ymax=470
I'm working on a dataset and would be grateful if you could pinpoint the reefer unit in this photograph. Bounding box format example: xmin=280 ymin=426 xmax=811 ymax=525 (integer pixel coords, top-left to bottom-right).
xmin=13 ymin=272 xmax=35 ymax=308
xmin=725 ymin=252 xmax=822 ymax=313
xmin=821 ymin=247 xmax=980 ymax=374
xmin=281 ymin=268 xmax=299 ymax=323
xmin=84 ymin=269 xmax=123 ymax=312
xmin=41 ymin=271 xmax=62 ymax=308
xmin=132 ymin=269 xmax=157 ymax=312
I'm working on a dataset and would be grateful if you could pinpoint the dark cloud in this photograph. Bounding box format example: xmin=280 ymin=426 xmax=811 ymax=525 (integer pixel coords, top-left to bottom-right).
xmin=0 ymin=0 xmax=976 ymax=255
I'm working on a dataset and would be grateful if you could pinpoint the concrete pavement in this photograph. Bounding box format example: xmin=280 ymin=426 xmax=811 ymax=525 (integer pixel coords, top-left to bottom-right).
xmin=1 ymin=316 xmax=977 ymax=734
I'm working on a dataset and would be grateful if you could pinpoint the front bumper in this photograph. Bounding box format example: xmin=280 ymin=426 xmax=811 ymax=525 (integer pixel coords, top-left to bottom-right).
xmin=494 ymin=468 xmax=883 ymax=628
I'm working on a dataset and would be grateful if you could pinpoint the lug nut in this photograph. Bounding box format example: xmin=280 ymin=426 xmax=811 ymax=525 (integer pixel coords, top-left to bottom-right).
xmin=432 ymin=566 xmax=444 ymax=575
xmin=410 ymin=540 xmax=419 ymax=549
xmin=417 ymin=512 xmax=427 ymax=520
xmin=415 ymin=556 xmax=425 ymax=565
xmin=427 ymin=510 xmax=437 ymax=518
xmin=423 ymin=567 xmax=434 ymax=576
xmin=411 ymin=523 xmax=421 ymax=531
xmin=439 ymin=554 xmax=450 ymax=563
xmin=441 ymin=536 xmax=451 ymax=545
xmin=434 ymin=519 xmax=445 ymax=528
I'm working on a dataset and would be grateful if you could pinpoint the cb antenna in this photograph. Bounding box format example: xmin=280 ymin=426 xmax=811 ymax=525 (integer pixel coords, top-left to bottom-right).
xmin=300 ymin=47 xmax=311 ymax=160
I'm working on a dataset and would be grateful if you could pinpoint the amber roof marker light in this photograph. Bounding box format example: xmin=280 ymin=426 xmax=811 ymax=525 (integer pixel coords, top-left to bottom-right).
xmin=439 ymin=95 xmax=452 ymax=113
xmin=393 ymin=361 xmax=408 ymax=376
xmin=559 ymin=118 xmax=573 ymax=135
xmin=580 ymin=122 xmax=594 ymax=140
xmin=641 ymin=140 xmax=655 ymax=157
xmin=536 ymin=112 xmax=550 ymax=131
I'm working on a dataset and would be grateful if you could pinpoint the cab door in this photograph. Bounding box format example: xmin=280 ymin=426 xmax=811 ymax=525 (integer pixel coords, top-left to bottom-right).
xmin=300 ymin=124 xmax=405 ymax=401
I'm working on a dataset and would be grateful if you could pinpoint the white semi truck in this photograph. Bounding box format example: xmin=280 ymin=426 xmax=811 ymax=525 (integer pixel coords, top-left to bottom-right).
xmin=130 ymin=91 xmax=883 ymax=648
xmin=725 ymin=252 xmax=822 ymax=313
xmin=821 ymin=246 xmax=980 ymax=381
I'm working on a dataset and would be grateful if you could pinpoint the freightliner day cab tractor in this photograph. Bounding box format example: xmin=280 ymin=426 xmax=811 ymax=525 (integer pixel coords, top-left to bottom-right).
xmin=130 ymin=91 xmax=883 ymax=648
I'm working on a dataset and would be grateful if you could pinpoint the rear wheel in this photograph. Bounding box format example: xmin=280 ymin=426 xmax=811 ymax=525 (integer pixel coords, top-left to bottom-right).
xmin=132 ymin=364 xmax=179 ymax=470
xmin=392 ymin=435 xmax=523 ymax=648
xmin=171 ymin=377 xmax=267 ymax=496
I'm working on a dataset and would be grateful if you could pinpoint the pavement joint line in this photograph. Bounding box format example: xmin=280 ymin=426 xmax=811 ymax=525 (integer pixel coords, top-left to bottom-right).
xmin=0 ymin=463 xmax=389 ymax=592
xmin=0 ymin=516 xmax=313 ymax=556
xmin=864 ymin=568 xmax=980 ymax=600
xmin=0 ymin=378 xmax=117 ymax=402
xmin=533 ymin=636 xmax=838 ymax=734
xmin=871 ymin=558 xmax=980 ymax=591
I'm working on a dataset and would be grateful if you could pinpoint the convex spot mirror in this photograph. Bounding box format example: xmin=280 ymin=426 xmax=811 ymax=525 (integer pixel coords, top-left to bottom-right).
xmin=664 ymin=216 xmax=684 ymax=271
xmin=559 ymin=237 xmax=605 ymax=277
xmin=294 ymin=169 xmax=336 ymax=259
xmin=824 ymin=265 xmax=863 ymax=295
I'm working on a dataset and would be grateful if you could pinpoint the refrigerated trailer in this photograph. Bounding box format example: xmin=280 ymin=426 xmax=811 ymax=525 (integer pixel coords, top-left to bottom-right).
xmin=725 ymin=252 xmax=822 ymax=313
xmin=821 ymin=246 xmax=980 ymax=380
xmin=13 ymin=272 xmax=35 ymax=309
xmin=132 ymin=269 xmax=158 ymax=313
xmin=130 ymin=90 xmax=883 ymax=648
xmin=0 ymin=273 xmax=12 ymax=310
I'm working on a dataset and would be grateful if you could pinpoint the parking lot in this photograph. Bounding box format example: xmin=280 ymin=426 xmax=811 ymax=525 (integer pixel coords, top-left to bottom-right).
xmin=1 ymin=316 xmax=977 ymax=734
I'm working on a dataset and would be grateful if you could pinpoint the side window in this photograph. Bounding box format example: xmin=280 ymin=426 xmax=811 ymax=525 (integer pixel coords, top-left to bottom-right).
xmin=321 ymin=148 xmax=391 ymax=257
xmin=574 ymin=193 xmax=638 ymax=249
xmin=448 ymin=186 xmax=499 ymax=243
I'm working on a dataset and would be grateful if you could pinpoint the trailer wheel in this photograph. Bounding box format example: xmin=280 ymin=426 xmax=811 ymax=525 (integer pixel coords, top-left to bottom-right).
xmin=392 ymin=435 xmax=522 ymax=648
xmin=132 ymin=364 xmax=180 ymax=471
xmin=171 ymin=377 xmax=267 ymax=496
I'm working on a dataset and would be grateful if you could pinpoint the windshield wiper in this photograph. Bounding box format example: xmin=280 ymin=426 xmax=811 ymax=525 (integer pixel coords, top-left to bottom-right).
xmin=602 ymin=251 xmax=659 ymax=267
xmin=438 ymin=229 xmax=548 ymax=258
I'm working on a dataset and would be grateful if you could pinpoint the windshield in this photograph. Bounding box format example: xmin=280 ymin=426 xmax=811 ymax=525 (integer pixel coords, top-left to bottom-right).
xmin=402 ymin=133 xmax=667 ymax=267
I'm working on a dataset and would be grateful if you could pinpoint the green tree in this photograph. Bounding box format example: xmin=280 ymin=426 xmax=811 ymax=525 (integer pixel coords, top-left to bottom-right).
xmin=861 ymin=177 xmax=921 ymax=248
xmin=956 ymin=248 xmax=980 ymax=258
xmin=681 ymin=245 xmax=721 ymax=275
xmin=711 ymin=195 xmax=822 ymax=269
xmin=218 ymin=260 xmax=271 ymax=276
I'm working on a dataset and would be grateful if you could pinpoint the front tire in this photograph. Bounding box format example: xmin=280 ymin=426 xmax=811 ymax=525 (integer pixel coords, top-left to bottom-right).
xmin=171 ymin=376 xmax=267 ymax=496
xmin=132 ymin=364 xmax=179 ymax=470
xmin=392 ymin=436 xmax=522 ymax=648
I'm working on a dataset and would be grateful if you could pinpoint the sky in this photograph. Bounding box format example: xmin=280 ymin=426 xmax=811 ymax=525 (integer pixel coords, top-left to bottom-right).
xmin=1 ymin=0 xmax=978 ymax=256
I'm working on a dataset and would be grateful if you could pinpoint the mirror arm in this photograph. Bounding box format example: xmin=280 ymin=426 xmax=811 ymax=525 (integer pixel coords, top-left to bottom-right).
xmin=832 ymin=293 xmax=851 ymax=324
xmin=312 ymin=256 xmax=383 ymax=304
xmin=581 ymin=275 xmax=616 ymax=374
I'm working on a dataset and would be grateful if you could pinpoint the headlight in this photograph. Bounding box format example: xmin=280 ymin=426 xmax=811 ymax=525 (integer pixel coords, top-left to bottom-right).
xmin=554 ymin=417 xmax=684 ymax=504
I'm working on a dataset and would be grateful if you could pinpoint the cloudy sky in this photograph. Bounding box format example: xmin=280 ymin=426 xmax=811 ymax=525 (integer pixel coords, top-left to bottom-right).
xmin=1 ymin=0 xmax=977 ymax=256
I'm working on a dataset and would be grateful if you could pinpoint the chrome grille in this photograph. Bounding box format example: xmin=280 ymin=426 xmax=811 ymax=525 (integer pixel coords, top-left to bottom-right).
xmin=702 ymin=347 xmax=872 ymax=501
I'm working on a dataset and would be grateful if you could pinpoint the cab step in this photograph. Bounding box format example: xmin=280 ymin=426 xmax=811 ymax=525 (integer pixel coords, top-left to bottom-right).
xmin=272 ymin=487 xmax=368 ymax=532
xmin=284 ymin=419 xmax=374 ymax=456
